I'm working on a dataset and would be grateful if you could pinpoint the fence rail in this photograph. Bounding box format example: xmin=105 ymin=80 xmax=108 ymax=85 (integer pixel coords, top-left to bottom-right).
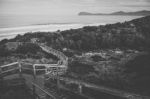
xmin=0 ymin=62 xmax=19 ymax=68
xmin=32 ymin=82 xmax=57 ymax=99
xmin=1 ymin=61 xmax=150 ymax=99
xmin=0 ymin=43 xmax=68 ymax=99
xmin=1 ymin=43 xmax=149 ymax=99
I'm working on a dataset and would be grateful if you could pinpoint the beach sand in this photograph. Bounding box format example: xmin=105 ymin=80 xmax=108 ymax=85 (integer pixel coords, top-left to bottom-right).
xmin=0 ymin=23 xmax=104 ymax=41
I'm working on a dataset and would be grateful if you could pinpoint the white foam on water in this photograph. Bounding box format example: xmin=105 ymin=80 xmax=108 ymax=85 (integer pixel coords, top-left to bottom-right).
xmin=0 ymin=23 xmax=105 ymax=41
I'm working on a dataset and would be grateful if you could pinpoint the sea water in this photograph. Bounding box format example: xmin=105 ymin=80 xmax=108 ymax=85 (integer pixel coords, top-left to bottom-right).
xmin=0 ymin=14 xmax=143 ymax=40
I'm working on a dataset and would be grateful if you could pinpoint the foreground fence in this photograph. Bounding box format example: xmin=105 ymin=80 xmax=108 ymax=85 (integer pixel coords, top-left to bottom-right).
xmin=0 ymin=61 xmax=66 ymax=99
xmin=1 ymin=62 xmax=150 ymax=99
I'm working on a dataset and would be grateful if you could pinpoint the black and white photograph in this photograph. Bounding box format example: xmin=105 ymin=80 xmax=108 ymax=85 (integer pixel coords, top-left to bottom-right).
xmin=0 ymin=0 xmax=150 ymax=99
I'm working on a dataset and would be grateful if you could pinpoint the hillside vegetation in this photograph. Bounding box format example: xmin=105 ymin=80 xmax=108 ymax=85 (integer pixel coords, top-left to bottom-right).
xmin=0 ymin=16 xmax=150 ymax=95
xmin=2 ymin=16 xmax=149 ymax=52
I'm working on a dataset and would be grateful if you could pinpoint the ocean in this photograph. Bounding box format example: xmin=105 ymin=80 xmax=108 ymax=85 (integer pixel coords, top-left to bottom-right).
xmin=0 ymin=14 xmax=143 ymax=40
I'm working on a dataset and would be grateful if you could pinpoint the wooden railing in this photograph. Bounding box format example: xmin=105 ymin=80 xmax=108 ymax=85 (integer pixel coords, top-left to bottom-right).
xmin=1 ymin=61 xmax=150 ymax=99
xmin=31 ymin=82 xmax=57 ymax=99
xmin=1 ymin=43 xmax=149 ymax=99
xmin=0 ymin=62 xmax=65 ymax=99
xmin=57 ymin=77 xmax=150 ymax=99
xmin=0 ymin=62 xmax=20 ymax=77
xmin=0 ymin=43 xmax=68 ymax=99
xmin=0 ymin=62 xmax=66 ymax=76
xmin=38 ymin=44 xmax=68 ymax=66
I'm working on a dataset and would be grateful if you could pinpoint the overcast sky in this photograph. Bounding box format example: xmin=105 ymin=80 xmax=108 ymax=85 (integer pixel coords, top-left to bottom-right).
xmin=0 ymin=0 xmax=150 ymax=15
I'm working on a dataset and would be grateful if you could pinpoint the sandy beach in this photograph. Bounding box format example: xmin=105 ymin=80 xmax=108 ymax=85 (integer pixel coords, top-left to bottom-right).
xmin=0 ymin=23 xmax=104 ymax=41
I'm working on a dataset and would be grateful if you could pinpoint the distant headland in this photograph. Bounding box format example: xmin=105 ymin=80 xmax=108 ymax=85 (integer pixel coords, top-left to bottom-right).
xmin=78 ymin=10 xmax=150 ymax=16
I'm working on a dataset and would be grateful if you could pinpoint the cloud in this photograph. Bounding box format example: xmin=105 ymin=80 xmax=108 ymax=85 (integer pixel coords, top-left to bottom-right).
xmin=0 ymin=0 xmax=150 ymax=15
xmin=118 ymin=0 xmax=150 ymax=7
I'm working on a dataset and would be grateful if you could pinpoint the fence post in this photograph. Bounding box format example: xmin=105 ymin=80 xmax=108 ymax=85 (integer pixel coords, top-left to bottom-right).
xmin=18 ymin=61 xmax=22 ymax=78
xmin=78 ymin=83 xmax=82 ymax=94
xmin=33 ymin=64 xmax=37 ymax=99
xmin=32 ymin=84 xmax=36 ymax=99
xmin=0 ymin=67 xmax=3 ymax=80
xmin=0 ymin=67 xmax=3 ymax=83
xmin=57 ymin=65 xmax=60 ymax=92
xmin=33 ymin=64 xmax=36 ymax=79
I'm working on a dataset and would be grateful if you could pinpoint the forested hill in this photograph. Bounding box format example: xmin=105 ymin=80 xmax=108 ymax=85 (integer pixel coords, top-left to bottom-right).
xmin=1 ymin=15 xmax=150 ymax=52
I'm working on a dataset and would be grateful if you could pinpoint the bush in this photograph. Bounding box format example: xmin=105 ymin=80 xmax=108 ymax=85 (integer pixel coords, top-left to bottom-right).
xmin=15 ymin=43 xmax=41 ymax=54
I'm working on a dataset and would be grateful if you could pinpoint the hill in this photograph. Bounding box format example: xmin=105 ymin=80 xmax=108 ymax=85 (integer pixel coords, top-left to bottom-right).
xmin=79 ymin=10 xmax=150 ymax=16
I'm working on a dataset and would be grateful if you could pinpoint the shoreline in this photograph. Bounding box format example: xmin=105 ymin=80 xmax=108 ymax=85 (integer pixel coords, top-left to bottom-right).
xmin=0 ymin=23 xmax=105 ymax=41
